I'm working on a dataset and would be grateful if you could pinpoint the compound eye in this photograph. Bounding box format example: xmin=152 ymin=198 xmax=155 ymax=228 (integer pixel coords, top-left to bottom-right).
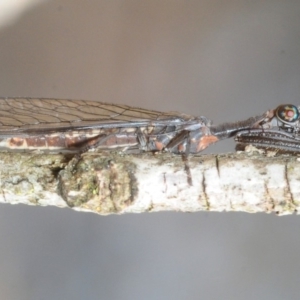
xmin=276 ymin=104 xmax=299 ymax=124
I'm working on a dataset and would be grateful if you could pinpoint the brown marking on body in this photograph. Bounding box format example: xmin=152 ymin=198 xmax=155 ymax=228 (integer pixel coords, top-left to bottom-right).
xmin=177 ymin=144 xmax=186 ymax=152
xmin=9 ymin=137 xmax=25 ymax=147
xmin=155 ymin=141 xmax=164 ymax=151
xmin=197 ymin=135 xmax=219 ymax=152
xmin=96 ymin=135 xmax=116 ymax=147
xmin=48 ymin=135 xmax=69 ymax=147
xmin=65 ymin=135 xmax=86 ymax=147
xmin=26 ymin=136 xmax=46 ymax=147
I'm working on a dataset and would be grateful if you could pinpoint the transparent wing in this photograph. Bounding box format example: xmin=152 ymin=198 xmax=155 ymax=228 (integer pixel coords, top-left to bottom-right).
xmin=0 ymin=98 xmax=195 ymax=135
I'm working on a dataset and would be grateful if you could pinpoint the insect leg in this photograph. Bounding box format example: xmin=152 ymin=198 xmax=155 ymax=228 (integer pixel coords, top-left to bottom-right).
xmin=235 ymin=129 xmax=300 ymax=153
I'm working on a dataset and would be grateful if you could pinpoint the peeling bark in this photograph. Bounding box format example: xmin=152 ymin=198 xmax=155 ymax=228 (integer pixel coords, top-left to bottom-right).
xmin=0 ymin=149 xmax=299 ymax=216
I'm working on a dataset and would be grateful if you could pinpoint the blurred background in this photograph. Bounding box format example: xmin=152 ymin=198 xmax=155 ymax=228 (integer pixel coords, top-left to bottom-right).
xmin=0 ymin=0 xmax=300 ymax=299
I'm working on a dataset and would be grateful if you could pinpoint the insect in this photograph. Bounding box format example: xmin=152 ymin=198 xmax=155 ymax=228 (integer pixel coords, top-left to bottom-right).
xmin=0 ymin=98 xmax=297 ymax=154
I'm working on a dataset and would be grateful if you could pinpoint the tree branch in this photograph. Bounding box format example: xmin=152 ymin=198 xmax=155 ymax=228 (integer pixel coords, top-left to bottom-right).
xmin=0 ymin=149 xmax=299 ymax=216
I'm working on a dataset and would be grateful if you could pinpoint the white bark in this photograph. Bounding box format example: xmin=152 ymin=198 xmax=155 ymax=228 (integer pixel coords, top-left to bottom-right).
xmin=0 ymin=149 xmax=299 ymax=216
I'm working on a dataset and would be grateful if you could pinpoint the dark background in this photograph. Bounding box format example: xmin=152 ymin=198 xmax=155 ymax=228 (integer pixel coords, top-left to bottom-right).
xmin=0 ymin=1 xmax=300 ymax=299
